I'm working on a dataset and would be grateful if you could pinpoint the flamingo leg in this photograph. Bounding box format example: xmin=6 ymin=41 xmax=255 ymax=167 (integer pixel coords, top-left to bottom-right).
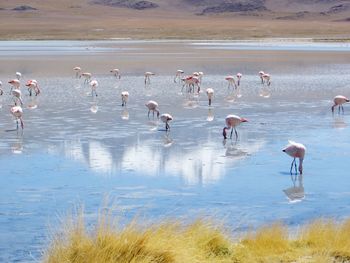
xmin=290 ymin=158 xmax=295 ymax=174
xmin=230 ymin=128 xmax=233 ymax=139
xmin=234 ymin=127 xmax=238 ymax=140
xmin=152 ymin=111 xmax=154 ymax=118
xmin=342 ymin=105 xmax=344 ymax=114
xmin=16 ymin=119 xmax=19 ymax=130
xmin=148 ymin=110 xmax=150 ymax=118
xmin=294 ymin=160 xmax=298 ymax=174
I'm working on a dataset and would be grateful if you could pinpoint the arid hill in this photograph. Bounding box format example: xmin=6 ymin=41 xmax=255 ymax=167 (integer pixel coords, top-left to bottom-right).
xmin=0 ymin=0 xmax=349 ymax=39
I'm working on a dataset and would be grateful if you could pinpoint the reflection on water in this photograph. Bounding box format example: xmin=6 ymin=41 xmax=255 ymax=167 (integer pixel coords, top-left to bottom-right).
xmin=259 ymin=87 xmax=271 ymax=98
xmin=121 ymin=109 xmax=129 ymax=120
xmin=333 ymin=117 xmax=347 ymax=129
xmin=11 ymin=135 xmax=23 ymax=154
xmin=207 ymin=109 xmax=214 ymax=122
xmin=283 ymin=174 xmax=305 ymax=203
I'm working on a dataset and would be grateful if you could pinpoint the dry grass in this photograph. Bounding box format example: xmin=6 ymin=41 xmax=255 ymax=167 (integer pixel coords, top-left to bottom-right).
xmin=44 ymin=208 xmax=350 ymax=263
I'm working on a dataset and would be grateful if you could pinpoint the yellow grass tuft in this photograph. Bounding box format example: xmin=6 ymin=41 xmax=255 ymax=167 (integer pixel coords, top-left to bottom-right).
xmin=44 ymin=209 xmax=350 ymax=263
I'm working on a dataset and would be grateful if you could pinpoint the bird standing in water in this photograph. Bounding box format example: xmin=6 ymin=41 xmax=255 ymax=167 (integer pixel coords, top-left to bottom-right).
xmin=222 ymin=115 xmax=248 ymax=140
xmin=206 ymin=88 xmax=214 ymax=106
xmin=145 ymin=100 xmax=160 ymax=118
xmin=10 ymin=106 xmax=24 ymax=130
xmin=160 ymin=113 xmax=173 ymax=131
xmin=121 ymin=91 xmax=129 ymax=107
xmin=283 ymin=141 xmax=306 ymax=174
xmin=332 ymin=95 xmax=349 ymax=114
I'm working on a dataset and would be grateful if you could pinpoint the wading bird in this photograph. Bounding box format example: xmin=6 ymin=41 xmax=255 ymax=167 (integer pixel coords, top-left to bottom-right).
xmin=110 ymin=69 xmax=121 ymax=79
xmin=0 ymin=81 xmax=3 ymax=95
xmin=73 ymin=67 xmax=81 ymax=78
xmin=16 ymin=72 xmax=22 ymax=80
xmin=145 ymin=100 xmax=160 ymax=118
xmin=182 ymin=76 xmax=200 ymax=93
xmin=283 ymin=141 xmax=306 ymax=175
xmin=259 ymin=71 xmax=265 ymax=84
xmin=80 ymin=72 xmax=92 ymax=84
xmin=206 ymin=88 xmax=214 ymax=106
xmin=10 ymin=105 xmax=24 ymax=130
xmin=174 ymin=69 xmax=184 ymax=83
xmin=121 ymin=91 xmax=129 ymax=107
xmin=236 ymin=73 xmax=242 ymax=86
xmin=160 ymin=113 xmax=173 ymax=131
xmin=144 ymin=72 xmax=155 ymax=84
xmin=222 ymin=115 xmax=248 ymax=140
xmin=262 ymin=73 xmax=271 ymax=86
xmin=8 ymin=79 xmax=20 ymax=91
xmin=225 ymin=76 xmax=237 ymax=90
xmin=25 ymin=80 xmax=41 ymax=96
xmin=332 ymin=95 xmax=349 ymax=114
xmin=89 ymin=79 xmax=98 ymax=97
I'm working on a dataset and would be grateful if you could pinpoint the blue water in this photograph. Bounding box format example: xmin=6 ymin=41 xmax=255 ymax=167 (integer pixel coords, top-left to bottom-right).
xmin=0 ymin=41 xmax=350 ymax=262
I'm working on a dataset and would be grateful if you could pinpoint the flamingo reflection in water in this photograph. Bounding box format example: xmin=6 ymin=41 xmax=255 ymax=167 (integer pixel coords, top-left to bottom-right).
xmin=283 ymin=174 xmax=304 ymax=202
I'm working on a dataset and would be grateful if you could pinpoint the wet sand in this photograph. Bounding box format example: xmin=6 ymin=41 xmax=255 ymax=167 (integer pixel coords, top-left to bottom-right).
xmin=1 ymin=40 xmax=350 ymax=262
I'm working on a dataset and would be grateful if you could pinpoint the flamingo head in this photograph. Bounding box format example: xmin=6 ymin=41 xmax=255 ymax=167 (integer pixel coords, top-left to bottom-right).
xmin=240 ymin=118 xmax=248 ymax=123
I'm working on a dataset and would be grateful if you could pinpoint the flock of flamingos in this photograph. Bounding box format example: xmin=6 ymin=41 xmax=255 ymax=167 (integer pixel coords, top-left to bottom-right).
xmin=0 ymin=67 xmax=349 ymax=175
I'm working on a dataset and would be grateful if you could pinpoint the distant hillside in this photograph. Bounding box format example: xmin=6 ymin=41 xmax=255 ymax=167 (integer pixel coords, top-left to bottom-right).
xmin=0 ymin=0 xmax=349 ymax=40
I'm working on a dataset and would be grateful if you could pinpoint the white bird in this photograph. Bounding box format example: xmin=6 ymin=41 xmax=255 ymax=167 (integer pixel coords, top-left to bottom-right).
xmin=283 ymin=141 xmax=306 ymax=174
xmin=206 ymin=88 xmax=214 ymax=106
xmin=11 ymin=88 xmax=23 ymax=106
xmin=174 ymin=69 xmax=184 ymax=83
xmin=8 ymin=79 xmax=20 ymax=90
xmin=145 ymin=72 xmax=155 ymax=84
xmin=262 ymin=73 xmax=271 ymax=86
xmin=110 ymin=69 xmax=121 ymax=79
xmin=259 ymin=71 xmax=265 ymax=84
xmin=160 ymin=113 xmax=173 ymax=131
xmin=16 ymin=72 xmax=22 ymax=80
xmin=332 ymin=95 xmax=349 ymax=114
xmin=73 ymin=67 xmax=81 ymax=78
xmin=121 ymin=91 xmax=129 ymax=107
xmin=10 ymin=105 xmax=24 ymax=130
xmin=223 ymin=114 xmax=248 ymax=140
xmin=80 ymin=72 xmax=92 ymax=84
xmin=236 ymin=73 xmax=242 ymax=86
xmin=89 ymin=79 xmax=98 ymax=97
xmin=145 ymin=100 xmax=160 ymax=118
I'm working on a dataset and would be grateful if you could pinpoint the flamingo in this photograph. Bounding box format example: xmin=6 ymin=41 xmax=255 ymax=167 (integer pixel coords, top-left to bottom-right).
xmin=89 ymin=80 xmax=98 ymax=97
xmin=73 ymin=67 xmax=81 ymax=78
xmin=206 ymin=88 xmax=214 ymax=106
xmin=145 ymin=72 xmax=155 ymax=84
xmin=332 ymin=95 xmax=349 ymax=114
xmin=16 ymin=72 xmax=22 ymax=80
xmin=262 ymin=73 xmax=271 ymax=86
xmin=174 ymin=69 xmax=184 ymax=83
xmin=182 ymin=76 xmax=200 ymax=93
xmin=80 ymin=72 xmax=92 ymax=84
xmin=259 ymin=71 xmax=265 ymax=84
xmin=10 ymin=105 xmax=24 ymax=130
xmin=236 ymin=73 xmax=242 ymax=86
xmin=25 ymin=79 xmax=41 ymax=96
xmin=145 ymin=100 xmax=160 ymax=118
xmin=225 ymin=76 xmax=237 ymax=90
xmin=160 ymin=113 xmax=173 ymax=131
xmin=110 ymin=69 xmax=121 ymax=79
xmin=121 ymin=91 xmax=129 ymax=106
xmin=8 ymin=79 xmax=20 ymax=91
xmin=0 ymin=81 xmax=3 ymax=95
xmin=11 ymin=88 xmax=23 ymax=106
xmin=283 ymin=141 xmax=306 ymax=174
xmin=223 ymin=115 xmax=248 ymax=140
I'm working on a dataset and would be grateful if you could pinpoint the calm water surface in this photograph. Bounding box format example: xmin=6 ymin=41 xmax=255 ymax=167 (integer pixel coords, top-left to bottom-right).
xmin=0 ymin=40 xmax=350 ymax=262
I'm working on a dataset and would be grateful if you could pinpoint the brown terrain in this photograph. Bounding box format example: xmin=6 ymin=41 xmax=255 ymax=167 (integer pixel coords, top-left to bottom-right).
xmin=0 ymin=0 xmax=350 ymax=40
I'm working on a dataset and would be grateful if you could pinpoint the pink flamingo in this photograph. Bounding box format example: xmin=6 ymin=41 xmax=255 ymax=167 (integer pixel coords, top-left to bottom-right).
xmin=182 ymin=76 xmax=200 ymax=93
xmin=223 ymin=115 xmax=248 ymax=140
xmin=332 ymin=95 xmax=349 ymax=114
xmin=25 ymin=79 xmax=41 ymax=96
xmin=206 ymin=88 xmax=214 ymax=106
xmin=8 ymin=79 xmax=20 ymax=91
xmin=89 ymin=79 xmax=98 ymax=97
xmin=111 ymin=69 xmax=121 ymax=79
xmin=145 ymin=100 xmax=160 ymax=118
xmin=283 ymin=141 xmax=306 ymax=174
xmin=160 ymin=113 xmax=173 ymax=131
xmin=73 ymin=67 xmax=81 ymax=78
xmin=121 ymin=91 xmax=129 ymax=106
xmin=10 ymin=105 xmax=24 ymax=130
xmin=145 ymin=72 xmax=155 ymax=84
xmin=236 ymin=73 xmax=242 ymax=86
xmin=225 ymin=76 xmax=237 ymax=90
xmin=16 ymin=72 xmax=22 ymax=80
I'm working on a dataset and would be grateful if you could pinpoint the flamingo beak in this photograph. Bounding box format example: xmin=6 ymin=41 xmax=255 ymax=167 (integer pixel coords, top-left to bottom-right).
xmin=241 ymin=118 xmax=248 ymax=122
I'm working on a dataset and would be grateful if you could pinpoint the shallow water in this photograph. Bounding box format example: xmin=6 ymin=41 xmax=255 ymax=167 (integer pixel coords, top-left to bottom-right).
xmin=1 ymin=40 xmax=350 ymax=262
